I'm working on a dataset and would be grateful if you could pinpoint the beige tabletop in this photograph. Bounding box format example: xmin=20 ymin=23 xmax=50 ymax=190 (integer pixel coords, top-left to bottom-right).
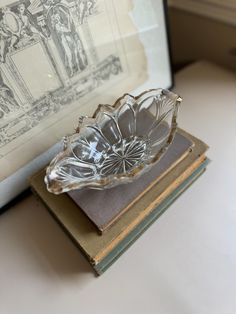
xmin=1 ymin=61 xmax=236 ymax=314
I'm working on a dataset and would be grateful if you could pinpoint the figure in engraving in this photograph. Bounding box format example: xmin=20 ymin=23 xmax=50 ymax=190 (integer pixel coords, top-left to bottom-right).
xmin=17 ymin=3 xmax=46 ymax=39
xmin=0 ymin=21 xmax=13 ymax=63
xmin=0 ymin=8 xmax=20 ymax=63
xmin=0 ymin=72 xmax=19 ymax=116
xmin=77 ymin=0 xmax=97 ymax=24
xmin=45 ymin=0 xmax=88 ymax=77
xmin=0 ymin=3 xmax=47 ymax=63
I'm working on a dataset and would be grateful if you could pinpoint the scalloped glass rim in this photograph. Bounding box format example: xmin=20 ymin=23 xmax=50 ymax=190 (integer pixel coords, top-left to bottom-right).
xmin=45 ymin=88 xmax=182 ymax=194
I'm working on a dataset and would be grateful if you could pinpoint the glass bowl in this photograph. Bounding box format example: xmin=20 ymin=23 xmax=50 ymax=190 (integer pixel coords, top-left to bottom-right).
xmin=45 ymin=88 xmax=182 ymax=194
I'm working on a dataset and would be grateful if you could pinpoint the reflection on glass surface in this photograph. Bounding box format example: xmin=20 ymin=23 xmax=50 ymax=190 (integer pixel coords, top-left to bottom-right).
xmin=45 ymin=88 xmax=182 ymax=194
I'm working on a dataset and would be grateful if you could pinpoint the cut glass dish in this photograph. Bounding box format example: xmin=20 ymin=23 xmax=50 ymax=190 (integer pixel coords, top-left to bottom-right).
xmin=45 ymin=88 xmax=182 ymax=194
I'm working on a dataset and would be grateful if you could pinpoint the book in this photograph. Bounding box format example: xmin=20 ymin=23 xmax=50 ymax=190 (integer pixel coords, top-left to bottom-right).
xmin=30 ymin=129 xmax=209 ymax=274
xmin=68 ymin=130 xmax=194 ymax=233
xmin=95 ymin=160 xmax=209 ymax=275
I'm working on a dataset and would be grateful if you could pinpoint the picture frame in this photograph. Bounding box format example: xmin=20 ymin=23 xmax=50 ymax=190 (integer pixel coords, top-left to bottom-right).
xmin=0 ymin=0 xmax=173 ymax=210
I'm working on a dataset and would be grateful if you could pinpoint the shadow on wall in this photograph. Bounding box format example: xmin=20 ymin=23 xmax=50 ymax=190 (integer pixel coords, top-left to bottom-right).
xmin=168 ymin=8 xmax=236 ymax=72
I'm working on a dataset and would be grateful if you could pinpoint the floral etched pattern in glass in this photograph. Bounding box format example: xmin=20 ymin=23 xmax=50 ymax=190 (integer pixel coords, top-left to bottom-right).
xmin=45 ymin=88 xmax=182 ymax=194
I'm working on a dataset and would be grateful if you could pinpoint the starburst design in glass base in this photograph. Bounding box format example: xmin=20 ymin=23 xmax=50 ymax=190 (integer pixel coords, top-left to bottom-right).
xmin=101 ymin=136 xmax=149 ymax=176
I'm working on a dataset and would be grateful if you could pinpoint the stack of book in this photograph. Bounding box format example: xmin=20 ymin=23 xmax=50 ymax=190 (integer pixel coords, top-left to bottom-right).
xmin=30 ymin=128 xmax=209 ymax=275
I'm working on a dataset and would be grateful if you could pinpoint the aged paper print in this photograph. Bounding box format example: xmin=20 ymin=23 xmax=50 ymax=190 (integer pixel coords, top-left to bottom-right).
xmin=0 ymin=0 xmax=147 ymax=180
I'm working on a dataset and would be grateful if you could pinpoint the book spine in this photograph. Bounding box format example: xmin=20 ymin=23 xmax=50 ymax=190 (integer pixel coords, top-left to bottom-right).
xmin=94 ymin=160 xmax=209 ymax=275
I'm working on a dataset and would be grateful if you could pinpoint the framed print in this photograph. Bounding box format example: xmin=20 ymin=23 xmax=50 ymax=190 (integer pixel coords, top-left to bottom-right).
xmin=0 ymin=0 xmax=172 ymax=208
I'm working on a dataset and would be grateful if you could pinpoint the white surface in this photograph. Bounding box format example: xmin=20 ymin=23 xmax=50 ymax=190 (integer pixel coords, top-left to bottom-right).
xmin=1 ymin=61 xmax=236 ymax=314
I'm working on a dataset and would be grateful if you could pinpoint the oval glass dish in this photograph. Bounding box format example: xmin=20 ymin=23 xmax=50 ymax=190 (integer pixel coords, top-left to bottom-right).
xmin=45 ymin=88 xmax=182 ymax=194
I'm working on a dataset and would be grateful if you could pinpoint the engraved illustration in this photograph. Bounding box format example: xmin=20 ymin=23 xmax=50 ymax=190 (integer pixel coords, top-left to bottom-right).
xmin=0 ymin=0 xmax=123 ymax=149
xmin=0 ymin=3 xmax=46 ymax=61
xmin=0 ymin=71 xmax=19 ymax=118
xmin=44 ymin=0 xmax=88 ymax=77
xmin=0 ymin=9 xmax=20 ymax=63
xmin=77 ymin=0 xmax=97 ymax=24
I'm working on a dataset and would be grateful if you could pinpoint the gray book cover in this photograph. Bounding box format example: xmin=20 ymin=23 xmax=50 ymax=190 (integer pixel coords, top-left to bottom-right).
xmin=68 ymin=131 xmax=193 ymax=233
